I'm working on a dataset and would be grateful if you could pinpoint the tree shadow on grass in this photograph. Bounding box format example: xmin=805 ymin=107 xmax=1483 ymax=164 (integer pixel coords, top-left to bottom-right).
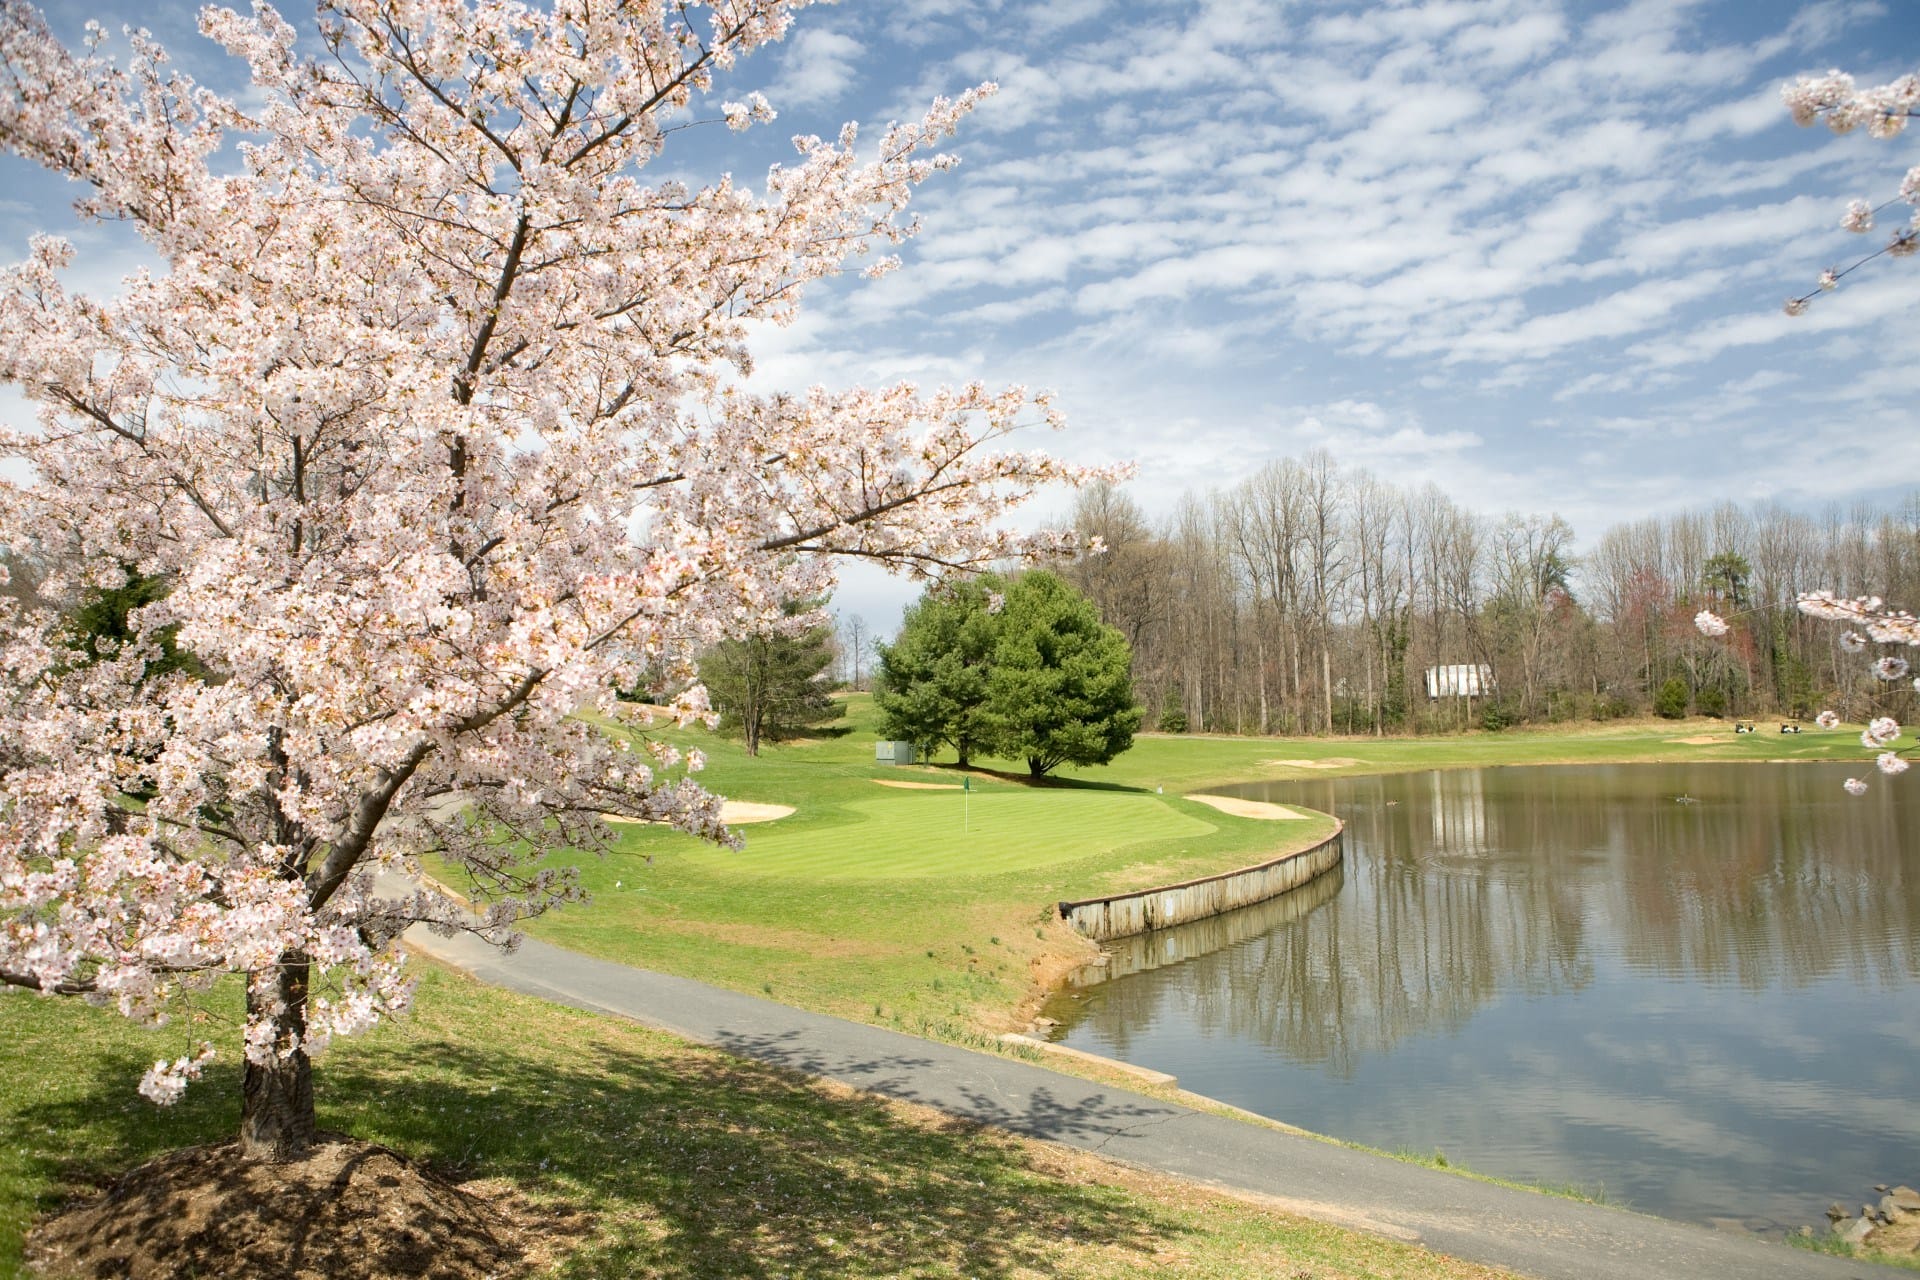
xmin=331 ymin=1030 xmax=1185 ymax=1279
xmin=14 ymin=998 xmax=1193 ymax=1280
xmin=925 ymin=763 xmax=1152 ymax=795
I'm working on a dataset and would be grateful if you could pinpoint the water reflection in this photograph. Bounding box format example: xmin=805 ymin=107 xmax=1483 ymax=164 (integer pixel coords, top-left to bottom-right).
xmin=1043 ymin=764 xmax=1920 ymax=1228
xmin=1060 ymin=862 xmax=1345 ymax=986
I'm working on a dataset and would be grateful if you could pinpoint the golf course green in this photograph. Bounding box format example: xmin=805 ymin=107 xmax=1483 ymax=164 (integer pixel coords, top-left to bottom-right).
xmin=498 ymin=696 xmax=1865 ymax=1041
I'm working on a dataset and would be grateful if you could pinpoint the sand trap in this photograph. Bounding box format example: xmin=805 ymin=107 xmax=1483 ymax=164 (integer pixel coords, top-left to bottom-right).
xmin=603 ymin=800 xmax=794 ymax=826
xmin=872 ymin=779 xmax=964 ymax=791
xmin=1667 ymin=735 xmax=1725 ymax=745
xmin=1262 ymin=757 xmax=1363 ymax=770
xmin=1187 ymin=794 xmax=1308 ymax=820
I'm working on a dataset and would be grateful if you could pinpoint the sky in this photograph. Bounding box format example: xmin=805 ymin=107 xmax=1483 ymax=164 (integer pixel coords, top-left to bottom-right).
xmin=3 ymin=0 xmax=1918 ymax=639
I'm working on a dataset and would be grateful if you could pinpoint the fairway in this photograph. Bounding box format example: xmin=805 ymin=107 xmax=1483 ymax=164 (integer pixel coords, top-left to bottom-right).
xmin=698 ymin=788 xmax=1219 ymax=879
xmin=503 ymin=696 xmax=1873 ymax=1045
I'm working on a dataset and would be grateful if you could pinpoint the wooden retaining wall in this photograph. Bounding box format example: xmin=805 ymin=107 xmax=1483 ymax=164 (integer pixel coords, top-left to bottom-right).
xmin=1057 ymin=822 xmax=1343 ymax=942
xmin=1058 ymin=858 xmax=1345 ymax=988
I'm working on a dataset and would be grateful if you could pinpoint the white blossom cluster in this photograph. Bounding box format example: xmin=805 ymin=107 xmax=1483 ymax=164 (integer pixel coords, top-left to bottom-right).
xmin=1698 ymin=593 xmax=1918 ymax=795
xmin=138 ymin=1042 xmax=216 ymax=1106
xmin=1781 ymin=69 xmax=1920 ymax=314
xmin=0 ymin=0 xmax=1116 ymax=1109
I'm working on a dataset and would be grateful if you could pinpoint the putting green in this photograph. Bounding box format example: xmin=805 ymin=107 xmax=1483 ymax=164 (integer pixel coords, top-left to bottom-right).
xmin=671 ymin=788 xmax=1218 ymax=880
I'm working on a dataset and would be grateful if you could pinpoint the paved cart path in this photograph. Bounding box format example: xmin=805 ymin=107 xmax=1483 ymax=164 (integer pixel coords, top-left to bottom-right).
xmin=403 ymin=918 xmax=1892 ymax=1280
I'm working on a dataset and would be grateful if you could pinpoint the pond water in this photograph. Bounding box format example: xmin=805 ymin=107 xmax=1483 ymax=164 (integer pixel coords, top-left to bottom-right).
xmin=1040 ymin=764 xmax=1920 ymax=1229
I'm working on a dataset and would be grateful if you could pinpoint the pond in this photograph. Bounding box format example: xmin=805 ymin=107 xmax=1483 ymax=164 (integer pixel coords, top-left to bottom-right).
xmin=1039 ymin=763 xmax=1920 ymax=1229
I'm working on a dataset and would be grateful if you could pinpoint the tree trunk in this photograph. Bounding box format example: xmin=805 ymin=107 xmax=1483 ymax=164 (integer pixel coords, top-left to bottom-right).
xmin=241 ymin=952 xmax=317 ymax=1162
xmin=1321 ymin=642 xmax=1333 ymax=735
xmin=1256 ymin=630 xmax=1268 ymax=735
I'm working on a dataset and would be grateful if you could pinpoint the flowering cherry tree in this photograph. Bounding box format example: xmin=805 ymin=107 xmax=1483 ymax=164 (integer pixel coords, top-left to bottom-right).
xmin=1780 ymin=68 xmax=1919 ymax=313
xmin=0 ymin=0 xmax=1100 ymax=1159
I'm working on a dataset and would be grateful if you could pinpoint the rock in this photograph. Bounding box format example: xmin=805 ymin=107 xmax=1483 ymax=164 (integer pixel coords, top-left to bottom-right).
xmin=1841 ymin=1216 xmax=1877 ymax=1248
xmin=1881 ymin=1195 xmax=1911 ymax=1222
xmin=1828 ymin=1203 xmax=1850 ymax=1222
xmin=1877 ymin=1184 xmax=1891 ymax=1194
xmin=1866 ymin=1204 xmax=1880 ymax=1223
xmin=1892 ymin=1186 xmax=1920 ymax=1212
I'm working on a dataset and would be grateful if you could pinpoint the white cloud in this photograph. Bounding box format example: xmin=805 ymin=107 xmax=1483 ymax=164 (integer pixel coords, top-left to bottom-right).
xmin=768 ymin=27 xmax=866 ymax=109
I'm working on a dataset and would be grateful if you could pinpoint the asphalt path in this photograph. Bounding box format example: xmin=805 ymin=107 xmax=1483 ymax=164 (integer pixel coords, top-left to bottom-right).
xmin=404 ymin=919 xmax=1895 ymax=1280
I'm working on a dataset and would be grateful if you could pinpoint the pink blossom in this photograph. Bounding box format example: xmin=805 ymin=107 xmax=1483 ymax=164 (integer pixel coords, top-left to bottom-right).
xmin=1815 ymin=710 xmax=1841 ymax=730
xmin=1782 ymin=69 xmax=1920 ymax=305
xmin=137 ymin=1043 xmax=215 ymax=1106
xmin=1693 ymin=610 xmax=1729 ymax=638
xmin=1877 ymin=752 xmax=1910 ymax=776
xmin=1875 ymin=656 xmax=1911 ymax=681
xmin=1844 ymin=777 xmax=1869 ymax=796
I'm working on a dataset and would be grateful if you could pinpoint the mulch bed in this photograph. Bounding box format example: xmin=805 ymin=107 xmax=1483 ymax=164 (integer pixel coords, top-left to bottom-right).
xmin=26 ymin=1133 xmax=578 ymax=1280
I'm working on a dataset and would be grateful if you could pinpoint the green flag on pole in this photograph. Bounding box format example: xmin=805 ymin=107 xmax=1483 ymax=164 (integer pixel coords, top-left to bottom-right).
xmin=963 ymin=776 xmax=971 ymax=792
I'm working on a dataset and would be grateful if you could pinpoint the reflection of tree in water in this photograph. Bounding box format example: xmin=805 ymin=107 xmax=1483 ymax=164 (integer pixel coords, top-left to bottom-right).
xmin=1052 ymin=765 xmax=1919 ymax=1075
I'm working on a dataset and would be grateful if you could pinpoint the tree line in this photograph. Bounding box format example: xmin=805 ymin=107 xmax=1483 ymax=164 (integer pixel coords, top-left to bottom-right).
xmin=1057 ymin=456 xmax=1920 ymax=735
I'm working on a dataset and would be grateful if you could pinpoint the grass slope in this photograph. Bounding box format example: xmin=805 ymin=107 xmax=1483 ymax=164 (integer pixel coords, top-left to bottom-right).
xmin=1 ymin=964 xmax=1522 ymax=1280
xmin=7 ymin=709 xmax=1868 ymax=1276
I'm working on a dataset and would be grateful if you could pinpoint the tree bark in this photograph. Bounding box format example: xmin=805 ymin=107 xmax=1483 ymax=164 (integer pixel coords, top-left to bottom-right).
xmin=241 ymin=952 xmax=317 ymax=1162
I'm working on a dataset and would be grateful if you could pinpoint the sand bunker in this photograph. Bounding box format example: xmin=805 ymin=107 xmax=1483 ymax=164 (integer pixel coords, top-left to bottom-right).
xmin=872 ymin=779 xmax=965 ymax=790
xmin=1262 ymin=757 xmax=1363 ymax=770
xmin=1186 ymin=794 xmax=1308 ymax=820
xmin=603 ymin=800 xmax=794 ymax=825
xmin=1667 ymin=735 xmax=1725 ymax=745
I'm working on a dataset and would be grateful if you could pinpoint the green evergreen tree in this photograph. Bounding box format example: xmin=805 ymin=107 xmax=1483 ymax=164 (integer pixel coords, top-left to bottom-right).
xmin=67 ymin=565 xmax=205 ymax=684
xmin=873 ymin=577 xmax=999 ymax=765
xmin=697 ymin=602 xmax=841 ymax=756
xmin=1653 ymin=676 xmax=1690 ymax=720
xmin=983 ymin=571 xmax=1141 ymax=779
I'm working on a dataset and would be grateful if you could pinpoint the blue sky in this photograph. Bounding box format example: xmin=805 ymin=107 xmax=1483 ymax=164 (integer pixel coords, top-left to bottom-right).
xmin=5 ymin=0 xmax=1918 ymax=636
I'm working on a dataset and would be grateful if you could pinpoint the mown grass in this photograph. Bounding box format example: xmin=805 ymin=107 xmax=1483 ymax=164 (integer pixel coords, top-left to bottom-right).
xmin=482 ymin=697 xmax=1866 ymax=1039
xmin=1 ymin=963 xmax=1525 ymax=1280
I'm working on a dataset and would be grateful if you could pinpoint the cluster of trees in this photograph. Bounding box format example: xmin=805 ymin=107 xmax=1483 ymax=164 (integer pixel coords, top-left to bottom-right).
xmin=1060 ymin=464 xmax=1920 ymax=736
xmin=874 ymin=571 xmax=1139 ymax=778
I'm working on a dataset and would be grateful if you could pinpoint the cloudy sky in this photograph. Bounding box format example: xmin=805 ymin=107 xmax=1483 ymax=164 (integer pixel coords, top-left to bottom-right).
xmin=4 ymin=0 xmax=1917 ymax=635
xmin=725 ymin=0 xmax=1920 ymax=632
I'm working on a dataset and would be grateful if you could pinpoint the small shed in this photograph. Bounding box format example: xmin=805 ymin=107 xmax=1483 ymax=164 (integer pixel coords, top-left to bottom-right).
xmin=874 ymin=740 xmax=917 ymax=765
xmin=1424 ymin=664 xmax=1494 ymax=700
